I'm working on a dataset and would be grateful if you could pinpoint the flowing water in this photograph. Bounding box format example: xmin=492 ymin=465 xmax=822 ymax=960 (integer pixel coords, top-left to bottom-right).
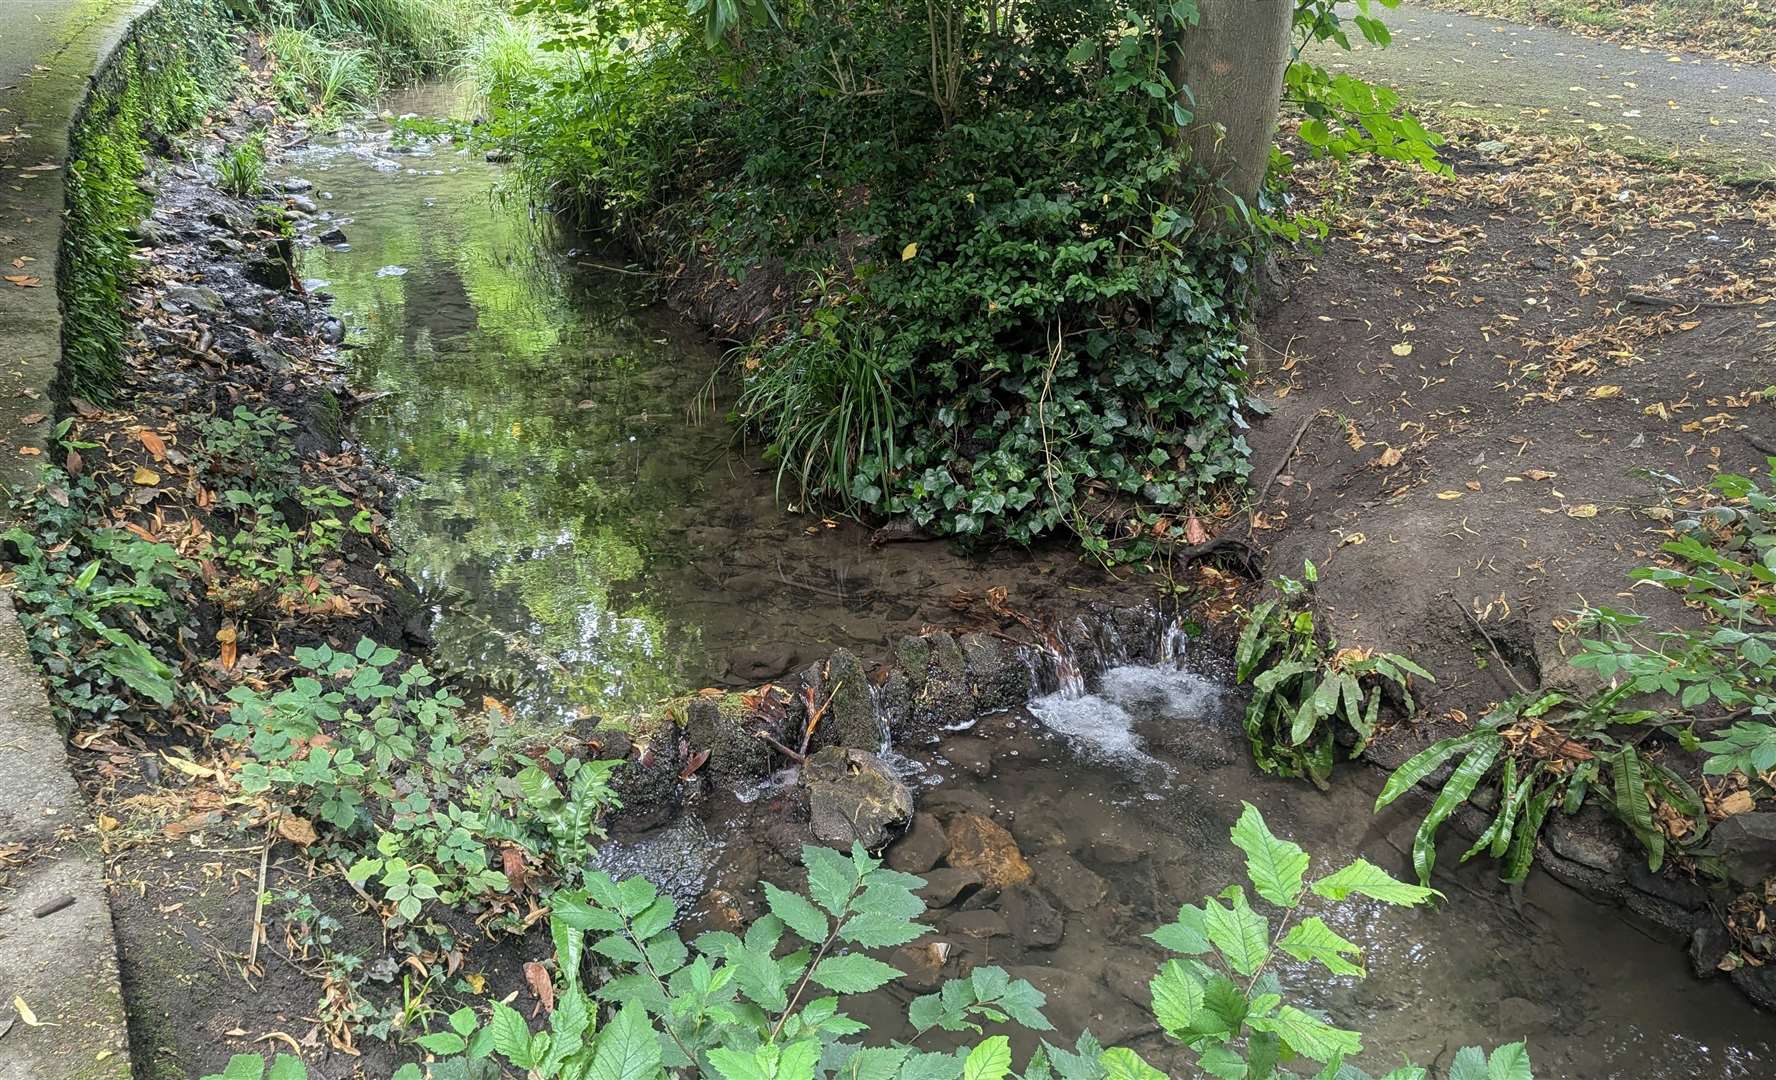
xmin=290 ymin=92 xmax=1775 ymax=1078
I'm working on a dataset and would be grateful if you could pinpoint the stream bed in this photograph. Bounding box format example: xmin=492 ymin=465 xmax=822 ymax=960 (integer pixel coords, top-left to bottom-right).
xmin=288 ymin=96 xmax=1775 ymax=1078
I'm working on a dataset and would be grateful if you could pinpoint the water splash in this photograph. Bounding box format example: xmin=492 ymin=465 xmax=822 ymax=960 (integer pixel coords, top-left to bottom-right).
xmin=1158 ymin=617 xmax=1190 ymax=667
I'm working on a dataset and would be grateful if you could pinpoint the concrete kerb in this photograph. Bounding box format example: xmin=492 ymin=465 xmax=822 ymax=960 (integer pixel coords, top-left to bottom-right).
xmin=1 ymin=3 xmax=159 ymax=1077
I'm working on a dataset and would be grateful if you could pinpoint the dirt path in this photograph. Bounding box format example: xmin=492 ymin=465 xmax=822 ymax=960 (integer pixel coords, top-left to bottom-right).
xmin=1315 ymin=1 xmax=1776 ymax=179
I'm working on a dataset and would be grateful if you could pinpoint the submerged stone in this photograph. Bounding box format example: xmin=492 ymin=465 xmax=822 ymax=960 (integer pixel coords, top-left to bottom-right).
xmin=916 ymin=866 xmax=984 ymax=909
xmin=1030 ymin=849 xmax=1108 ymax=913
xmin=886 ymin=811 xmax=948 ymax=875
xmin=803 ymin=746 xmax=913 ymax=851
xmin=944 ymin=811 xmax=1032 ymax=889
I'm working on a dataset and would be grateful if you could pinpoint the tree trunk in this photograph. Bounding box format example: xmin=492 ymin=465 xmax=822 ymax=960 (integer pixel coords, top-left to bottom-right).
xmin=1166 ymin=0 xmax=1294 ymax=211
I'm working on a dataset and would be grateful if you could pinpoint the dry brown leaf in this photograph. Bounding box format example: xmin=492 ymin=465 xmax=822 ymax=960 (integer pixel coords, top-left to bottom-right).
xmin=19 ymin=412 xmax=45 ymax=424
xmin=524 ymin=961 xmax=555 ymax=1013
xmin=1523 ymin=469 xmax=1557 ymax=481
xmin=17 ymin=446 xmax=41 ymax=457
xmin=1719 ymin=790 xmax=1756 ymax=817
xmin=138 ymin=430 xmax=168 ymax=460
xmin=4 ymin=274 xmax=41 ymax=287
xmin=1183 ymin=513 xmax=1209 ymax=545
xmin=1371 ymin=446 xmax=1403 ymax=468
xmin=278 ymin=816 xmax=318 ymax=846
xmin=1566 ymin=504 xmax=1599 ymax=518
xmin=1590 ymin=385 xmax=1623 ymax=399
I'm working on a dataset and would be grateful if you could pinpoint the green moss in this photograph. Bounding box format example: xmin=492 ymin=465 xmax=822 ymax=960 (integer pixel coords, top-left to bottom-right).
xmin=58 ymin=0 xmax=237 ymax=403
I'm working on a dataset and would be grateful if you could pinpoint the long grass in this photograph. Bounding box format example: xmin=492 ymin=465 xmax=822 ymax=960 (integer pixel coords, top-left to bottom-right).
xmin=734 ymin=317 xmax=906 ymax=512
xmin=268 ymin=26 xmax=380 ymax=117
xmin=216 ymin=132 xmax=268 ymax=197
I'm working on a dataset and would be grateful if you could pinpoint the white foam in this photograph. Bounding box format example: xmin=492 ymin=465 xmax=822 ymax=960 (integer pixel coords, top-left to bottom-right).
xmin=1027 ymin=688 xmax=1152 ymax=764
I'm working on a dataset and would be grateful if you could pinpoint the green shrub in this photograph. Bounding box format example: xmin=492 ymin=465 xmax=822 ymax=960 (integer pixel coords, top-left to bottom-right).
xmin=1236 ymin=562 xmax=1433 ymax=787
xmin=268 ymin=25 xmax=380 ymax=117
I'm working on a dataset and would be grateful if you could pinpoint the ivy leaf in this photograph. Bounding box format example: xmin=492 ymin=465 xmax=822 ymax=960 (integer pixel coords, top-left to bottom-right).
xmin=765 ymin=883 xmax=831 ymax=943
xmin=1202 ymin=887 xmax=1270 ymax=976
xmin=962 ymin=1036 xmax=1012 ymax=1080
xmin=1278 ymin=916 xmax=1364 ymax=977
xmin=1230 ymin=802 xmax=1310 ymax=906
xmin=812 ymin=953 xmax=902 ymax=994
xmin=1310 ymin=859 xmax=1437 ymax=906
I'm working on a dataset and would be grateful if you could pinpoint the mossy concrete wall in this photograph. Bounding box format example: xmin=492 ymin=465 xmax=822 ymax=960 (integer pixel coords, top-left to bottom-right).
xmin=0 ymin=2 xmax=227 ymax=1076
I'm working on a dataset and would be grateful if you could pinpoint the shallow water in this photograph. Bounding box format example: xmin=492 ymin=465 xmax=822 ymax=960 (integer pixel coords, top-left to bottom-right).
xmin=287 ymin=91 xmax=1116 ymax=725
xmin=827 ymin=663 xmax=1775 ymax=1080
xmin=289 ymin=92 xmax=1775 ymax=1078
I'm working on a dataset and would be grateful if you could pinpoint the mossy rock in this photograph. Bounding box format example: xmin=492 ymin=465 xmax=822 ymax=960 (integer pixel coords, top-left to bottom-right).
xmin=805 ymin=648 xmax=884 ymax=752
xmin=685 ymin=695 xmax=771 ymax=788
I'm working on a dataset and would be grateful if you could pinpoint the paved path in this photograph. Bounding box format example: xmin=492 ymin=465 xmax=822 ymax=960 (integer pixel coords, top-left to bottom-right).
xmin=1 ymin=3 xmax=152 ymax=1077
xmin=1315 ymin=1 xmax=1776 ymax=179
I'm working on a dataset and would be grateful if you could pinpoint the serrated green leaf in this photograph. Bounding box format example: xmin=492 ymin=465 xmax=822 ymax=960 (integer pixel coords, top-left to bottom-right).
xmin=803 ymin=846 xmax=858 ymax=916
xmin=1279 ymin=916 xmax=1364 ymax=976
xmin=415 ymin=1031 xmax=468 ymax=1054
xmin=963 ymin=1037 xmax=1012 ymax=1080
xmin=587 ymin=1000 xmax=661 ymax=1080
xmin=709 ymin=1047 xmax=771 ymax=1080
xmin=267 ymin=1057 xmax=306 ymax=1080
xmin=1486 ymin=1042 xmax=1533 ymax=1080
xmin=812 ymin=952 xmax=902 ymax=994
xmin=1248 ymin=1005 xmax=1362 ymax=1063
xmin=840 ymin=1047 xmax=913 ymax=1080
xmin=1447 ymin=1047 xmax=1488 ymax=1080
xmin=765 ymin=883 xmax=831 ymax=943
xmin=1148 ymin=903 xmax=1210 ymax=954
xmin=489 ymin=1001 xmax=534 ymax=1068
xmin=1310 ymin=859 xmax=1437 ymax=905
xmin=1098 ymin=1048 xmax=1165 ymax=1080
xmin=1149 ymin=960 xmax=1204 ymax=1033
xmin=1203 ymin=887 xmax=1270 ymax=977
xmin=840 ymin=909 xmax=925 ymax=948
xmin=1231 ymin=801 xmax=1310 ymax=906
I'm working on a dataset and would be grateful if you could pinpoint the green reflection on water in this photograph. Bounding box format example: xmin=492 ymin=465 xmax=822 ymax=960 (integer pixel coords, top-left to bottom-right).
xmin=296 ymin=133 xmax=722 ymax=723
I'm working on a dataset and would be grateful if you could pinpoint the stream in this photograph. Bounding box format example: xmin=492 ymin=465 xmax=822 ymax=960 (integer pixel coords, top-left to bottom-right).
xmin=288 ymin=93 xmax=1775 ymax=1078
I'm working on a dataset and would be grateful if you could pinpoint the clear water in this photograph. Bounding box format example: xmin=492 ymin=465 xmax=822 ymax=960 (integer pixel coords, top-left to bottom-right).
xmin=287 ymin=92 xmax=1775 ymax=1079
xmin=287 ymin=90 xmax=1109 ymax=727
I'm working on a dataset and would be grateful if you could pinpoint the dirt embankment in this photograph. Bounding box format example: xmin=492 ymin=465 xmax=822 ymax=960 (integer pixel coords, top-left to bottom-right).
xmin=1250 ymin=117 xmax=1775 ymax=1001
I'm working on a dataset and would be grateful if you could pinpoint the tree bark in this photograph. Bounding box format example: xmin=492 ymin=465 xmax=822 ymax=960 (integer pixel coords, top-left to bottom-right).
xmin=1166 ymin=0 xmax=1294 ymax=211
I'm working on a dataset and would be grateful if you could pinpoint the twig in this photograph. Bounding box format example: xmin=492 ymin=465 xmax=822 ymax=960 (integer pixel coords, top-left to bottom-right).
xmin=1250 ymin=409 xmax=1323 ymax=528
xmin=1449 ymin=594 xmax=1534 ymax=696
xmin=1622 ymin=292 xmax=1766 ymax=311
xmin=247 ymin=818 xmax=275 ymax=968
xmin=755 ymin=729 xmax=806 ymax=764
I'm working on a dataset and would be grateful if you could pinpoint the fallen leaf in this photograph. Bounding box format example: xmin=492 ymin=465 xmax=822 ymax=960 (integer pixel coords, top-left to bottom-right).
xmin=12 ymin=996 xmax=40 ymax=1027
xmin=1436 ymin=490 xmax=1464 ymax=500
xmin=1566 ymin=504 xmax=1599 ymax=518
xmin=1590 ymin=385 xmax=1623 ymax=399
xmin=17 ymin=446 xmax=41 ymax=457
xmin=501 ymin=846 xmax=529 ymax=892
xmin=1371 ymin=446 xmax=1404 ymax=468
xmin=1183 ymin=512 xmax=1209 ymax=545
xmin=1678 ymin=320 xmax=1701 ymax=331
xmin=19 ymin=412 xmax=44 ymax=424
xmin=901 ymin=242 xmax=919 ymax=261
xmin=164 ymin=811 xmax=219 ymax=837
xmin=138 ymin=430 xmax=168 ymax=460
xmin=1523 ymin=469 xmax=1556 ymax=481
xmin=3 ymin=274 xmax=41 ymax=287
xmin=523 ymin=962 xmax=555 ymax=1013
xmin=68 ymin=397 xmax=100 ymax=417
xmin=65 ymin=448 xmax=83 ymax=476
xmin=1390 ymin=341 xmax=1413 ymax=356
xmin=278 ymin=816 xmax=318 ymax=846
xmin=132 ymin=466 xmax=160 ymax=486
xmin=97 ymin=814 xmax=119 ymax=831
xmin=1719 ymin=790 xmax=1756 ymax=817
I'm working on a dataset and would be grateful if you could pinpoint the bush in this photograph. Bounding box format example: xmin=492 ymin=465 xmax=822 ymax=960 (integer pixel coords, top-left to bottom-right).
xmin=477 ymin=1 xmax=1255 ymax=560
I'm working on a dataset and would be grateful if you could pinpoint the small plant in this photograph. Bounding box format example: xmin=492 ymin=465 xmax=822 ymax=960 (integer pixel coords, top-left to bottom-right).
xmin=199 ymin=1053 xmax=419 ymax=1080
xmin=1237 ymin=562 xmax=1433 ymax=787
xmin=426 ymin=809 xmax=1532 ymax=1080
xmin=217 ymin=132 xmax=268 ymax=197
xmin=1375 ymin=687 xmax=1703 ymax=886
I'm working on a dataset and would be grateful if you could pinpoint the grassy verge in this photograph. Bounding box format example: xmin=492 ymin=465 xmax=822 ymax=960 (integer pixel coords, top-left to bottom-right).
xmin=1420 ymin=0 xmax=1776 ymax=67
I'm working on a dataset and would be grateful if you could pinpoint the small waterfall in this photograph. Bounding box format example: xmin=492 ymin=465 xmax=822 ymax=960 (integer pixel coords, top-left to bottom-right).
xmin=1157 ymin=617 xmax=1190 ymax=667
xmin=1041 ymin=629 xmax=1088 ymax=699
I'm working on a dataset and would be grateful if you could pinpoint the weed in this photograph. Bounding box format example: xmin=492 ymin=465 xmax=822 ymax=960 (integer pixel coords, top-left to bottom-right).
xmin=217 ymin=132 xmax=269 ymax=197
xmin=1236 ymin=561 xmax=1433 ymax=788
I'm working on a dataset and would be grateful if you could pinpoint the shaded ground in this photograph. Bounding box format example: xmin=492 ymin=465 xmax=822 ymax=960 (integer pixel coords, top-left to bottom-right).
xmin=1316 ymin=0 xmax=1776 ymax=180
xmin=1416 ymin=0 xmax=1776 ymax=70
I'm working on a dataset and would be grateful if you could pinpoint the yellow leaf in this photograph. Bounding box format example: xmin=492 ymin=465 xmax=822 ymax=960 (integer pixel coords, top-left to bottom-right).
xmin=1567 ymin=504 xmax=1599 ymax=518
xmin=1524 ymin=469 xmax=1556 ymax=481
xmin=1390 ymin=342 xmax=1413 ymax=357
xmin=133 ymin=466 xmax=160 ymax=486
xmin=1436 ymin=490 xmax=1463 ymax=500
xmin=13 ymin=996 xmax=40 ymax=1026
xmin=901 ymin=242 xmax=919 ymax=261
xmin=1678 ymin=320 xmax=1701 ymax=331
xmin=1590 ymin=385 xmax=1622 ymax=399
xmin=1371 ymin=446 xmax=1403 ymax=468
